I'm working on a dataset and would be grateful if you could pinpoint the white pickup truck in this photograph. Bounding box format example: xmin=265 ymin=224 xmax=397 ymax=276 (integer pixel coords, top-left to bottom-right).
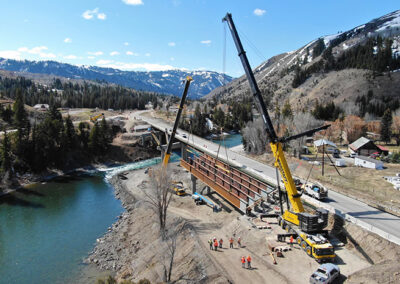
xmin=301 ymin=182 xmax=328 ymax=200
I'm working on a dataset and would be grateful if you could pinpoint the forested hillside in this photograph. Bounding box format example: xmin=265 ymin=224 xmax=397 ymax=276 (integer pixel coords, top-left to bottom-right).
xmin=0 ymin=76 xmax=162 ymax=110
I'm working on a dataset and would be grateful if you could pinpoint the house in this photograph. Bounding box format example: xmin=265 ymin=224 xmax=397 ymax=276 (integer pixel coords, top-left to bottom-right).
xmin=145 ymin=102 xmax=153 ymax=110
xmin=133 ymin=124 xmax=151 ymax=133
xmin=349 ymin=137 xmax=381 ymax=156
xmin=313 ymin=139 xmax=337 ymax=153
xmin=354 ymin=156 xmax=384 ymax=169
xmin=377 ymin=145 xmax=389 ymax=156
xmin=169 ymin=105 xmax=179 ymax=113
xmin=33 ymin=104 xmax=49 ymax=111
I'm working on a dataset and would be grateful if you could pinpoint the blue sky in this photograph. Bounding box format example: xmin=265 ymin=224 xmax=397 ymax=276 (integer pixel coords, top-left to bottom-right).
xmin=0 ymin=0 xmax=399 ymax=77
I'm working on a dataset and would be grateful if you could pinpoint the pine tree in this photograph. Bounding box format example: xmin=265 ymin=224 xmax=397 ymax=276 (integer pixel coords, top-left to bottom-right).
xmin=13 ymin=88 xmax=28 ymax=129
xmin=64 ymin=115 xmax=76 ymax=149
xmin=282 ymin=100 xmax=293 ymax=119
xmin=1 ymin=130 xmax=12 ymax=174
xmin=381 ymin=109 xmax=393 ymax=144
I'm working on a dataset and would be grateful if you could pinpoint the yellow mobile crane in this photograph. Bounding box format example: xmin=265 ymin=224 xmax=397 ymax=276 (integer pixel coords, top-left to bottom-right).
xmin=223 ymin=13 xmax=335 ymax=262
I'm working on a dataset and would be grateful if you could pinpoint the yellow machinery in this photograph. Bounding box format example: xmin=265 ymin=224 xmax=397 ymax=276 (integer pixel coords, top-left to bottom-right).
xmin=90 ymin=113 xmax=104 ymax=122
xmin=224 ymin=13 xmax=335 ymax=262
xmin=172 ymin=181 xmax=186 ymax=196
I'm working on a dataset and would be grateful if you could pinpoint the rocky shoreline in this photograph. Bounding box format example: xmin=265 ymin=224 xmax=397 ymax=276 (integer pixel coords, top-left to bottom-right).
xmin=85 ymin=174 xmax=136 ymax=272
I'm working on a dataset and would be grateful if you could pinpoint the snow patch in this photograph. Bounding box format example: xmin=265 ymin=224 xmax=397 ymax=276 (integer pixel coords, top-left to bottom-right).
xmin=323 ymin=33 xmax=343 ymax=46
xmin=376 ymin=10 xmax=400 ymax=32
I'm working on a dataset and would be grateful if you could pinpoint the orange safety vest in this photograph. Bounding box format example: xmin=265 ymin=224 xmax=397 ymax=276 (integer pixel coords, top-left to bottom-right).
xmin=229 ymin=238 xmax=233 ymax=244
xmin=241 ymin=257 xmax=246 ymax=263
xmin=214 ymin=240 xmax=218 ymax=247
xmin=247 ymin=256 xmax=251 ymax=262
xmin=290 ymin=236 xmax=294 ymax=243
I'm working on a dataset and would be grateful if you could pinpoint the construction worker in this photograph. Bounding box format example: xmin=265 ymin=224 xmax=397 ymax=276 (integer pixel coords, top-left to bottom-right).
xmin=238 ymin=237 xmax=242 ymax=248
xmin=289 ymin=235 xmax=294 ymax=248
xmin=214 ymin=239 xmax=219 ymax=251
xmin=241 ymin=256 xmax=246 ymax=268
xmin=219 ymin=238 xmax=223 ymax=248
xmin=208 ymin=239 xmax=213 ymax=250
xmin=229 ymin=237 xmax=234 ymax=248
xmin=247 ymin=255 xmax=252 ymax=269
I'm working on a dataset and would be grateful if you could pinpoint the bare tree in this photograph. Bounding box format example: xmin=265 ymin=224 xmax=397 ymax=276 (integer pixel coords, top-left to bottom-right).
xmin=162 ymin=220 xmax=188 ymax=283
xmin=286 ymin=112 xmax=322 ymax=158
xmin=242 ymin=117 xmax=268 ymax=154
xmin=144 ymin=166 xmax=173 ymax=239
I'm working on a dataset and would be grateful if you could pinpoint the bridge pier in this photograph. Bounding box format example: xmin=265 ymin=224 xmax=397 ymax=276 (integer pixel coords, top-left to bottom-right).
xmin=191 ymin=174 xmax=197 ymax=194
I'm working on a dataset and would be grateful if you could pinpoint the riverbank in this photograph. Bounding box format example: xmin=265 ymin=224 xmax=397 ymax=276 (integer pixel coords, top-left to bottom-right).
xmin=0 ymin=143 xmax=159 ymax=197
xmin=85 ymin=165 xmax=232 ymax=283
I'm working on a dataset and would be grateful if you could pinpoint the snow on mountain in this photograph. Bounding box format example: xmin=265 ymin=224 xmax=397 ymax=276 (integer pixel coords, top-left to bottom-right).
xmin=0 ymin=58 xmax=233 ymax=98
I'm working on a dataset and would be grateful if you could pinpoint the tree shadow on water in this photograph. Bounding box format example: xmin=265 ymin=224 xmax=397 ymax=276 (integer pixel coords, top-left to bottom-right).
xmin=0 ymin=194 xmax=44 ymax=208
xmin=17 ymin=188 xmax=45 ymax=197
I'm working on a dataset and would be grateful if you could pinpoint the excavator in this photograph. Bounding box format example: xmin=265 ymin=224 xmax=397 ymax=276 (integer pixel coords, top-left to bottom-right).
xmin=90 ymin=113 xmax=104 ymax=123
xmin=223 ymin=13 xmax=335 ymax=262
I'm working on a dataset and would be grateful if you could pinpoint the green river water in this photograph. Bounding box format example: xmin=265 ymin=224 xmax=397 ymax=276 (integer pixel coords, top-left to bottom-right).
xmin=0 ymin=156 xmax=167 ymax=284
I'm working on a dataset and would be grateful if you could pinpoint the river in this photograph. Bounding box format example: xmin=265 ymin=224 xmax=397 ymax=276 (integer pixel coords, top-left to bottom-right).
xmin=0 ymin=155 xmax=179 ymax=284
xmin=209 ymin=133 xmax=242 ymax=148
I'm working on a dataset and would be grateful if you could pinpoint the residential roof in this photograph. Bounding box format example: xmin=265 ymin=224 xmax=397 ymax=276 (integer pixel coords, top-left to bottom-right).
xmin=377 ymin=145 xmax=389 ymax=151
xmin=349 ymin=137 xmax=371 ymax=151
xmin=134 ymin=124 xmax=151 ymax=130
xmin=313 ymin=139 xmax=337 ymax=148
xmin=355 ymin=155 xmax=383 ymax=165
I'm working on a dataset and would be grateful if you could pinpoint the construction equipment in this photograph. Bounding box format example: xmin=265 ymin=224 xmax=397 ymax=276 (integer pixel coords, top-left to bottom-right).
xmin=301 ymin=182 xmax=328 ymax=200
xmin=223 ymin=13 xmax=335 ymax=262
xmin=90 ymin=113 xmax=104 ymax=122
xmin=161 ymin=76 xmax=192 ymax=168
xmin=172 ymin=181 xmax=186 ymax=196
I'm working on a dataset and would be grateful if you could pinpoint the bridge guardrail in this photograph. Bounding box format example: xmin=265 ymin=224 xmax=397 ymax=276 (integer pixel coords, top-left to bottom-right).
xmin=302 ymin=195 xmax=400 ymax=246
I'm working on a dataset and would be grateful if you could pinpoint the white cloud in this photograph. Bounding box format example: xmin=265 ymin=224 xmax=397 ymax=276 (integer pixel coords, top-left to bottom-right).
xmin=97 ymin=59 xmax=114 ymax=65
xmin=124 ymin=42 xmax=129 ymax=46
xmin=0 ymin=50 xmax=21 ymax=60
xmin=96 ymin=60 xmax=178 ymax=71
xmin=145 ymin=53 xmax=151 ymax=57
xmin=64 ymin=55 xmax=77 ymax=59
xmin=200 ymin=40 xmax=211 ymax=45
xmin=17 ymin=46 xmax=56 ymax=58
xmin=254 ymin=8 xmax=266 ymax=16
xmin=82 ymin=8 xmax=106 ymax=20
xmin=88 ymin=56 xmax=95 ymax=59
xmin=0 ymin=46 xmax=57 ymax=60
xmin=168 ymin=42 xmax=176 ymax=47
xmin=97 ymin=13 xmax=106 ymax=20
xmin=64 ymin=38 xmax=72 ymax=43
xmin=82 ymin=8 xmax=99 ymax=20
xmin=122 ymin=0 xmax=144 ymax=5
xmin=126 ymin=51 xmax=139 ymax=56
xmin=110 ymin=51 xmax=120 ymax=56
xmin=88 ymin=51 xmax=103 ymax=56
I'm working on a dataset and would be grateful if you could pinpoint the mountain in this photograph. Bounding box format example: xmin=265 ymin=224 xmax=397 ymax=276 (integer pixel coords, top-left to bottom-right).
xmin=207 ymin=10 xmax=400 ymax=118
xmin=0 ymin=58 xmax=233 ymax=99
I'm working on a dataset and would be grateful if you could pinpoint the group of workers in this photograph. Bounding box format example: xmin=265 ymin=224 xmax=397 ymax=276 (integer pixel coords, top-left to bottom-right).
xmin=208 ymin=236 xmax=251 ymax=269
xmin=208 ymin=236 xmax=242 ymax=251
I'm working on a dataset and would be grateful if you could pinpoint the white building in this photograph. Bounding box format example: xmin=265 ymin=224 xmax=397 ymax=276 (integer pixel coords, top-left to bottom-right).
xmin=33 ymin=104 xmax=49 ymax=111
xmin=354 ymin=156 xmax=384 ymax=170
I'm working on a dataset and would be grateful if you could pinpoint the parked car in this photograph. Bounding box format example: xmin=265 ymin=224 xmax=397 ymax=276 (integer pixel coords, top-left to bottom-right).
xmin=310 ymin=263 xmax=340 ymax=284
xmin=182 ymin=133 xmax=188 ymax=138
xmin=349 ymin=152 xmax=357 ymax=158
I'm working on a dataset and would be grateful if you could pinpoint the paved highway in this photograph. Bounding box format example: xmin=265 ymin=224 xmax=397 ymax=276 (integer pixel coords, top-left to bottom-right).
xmin=137 ymin=113 xmax=400 ymax=243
